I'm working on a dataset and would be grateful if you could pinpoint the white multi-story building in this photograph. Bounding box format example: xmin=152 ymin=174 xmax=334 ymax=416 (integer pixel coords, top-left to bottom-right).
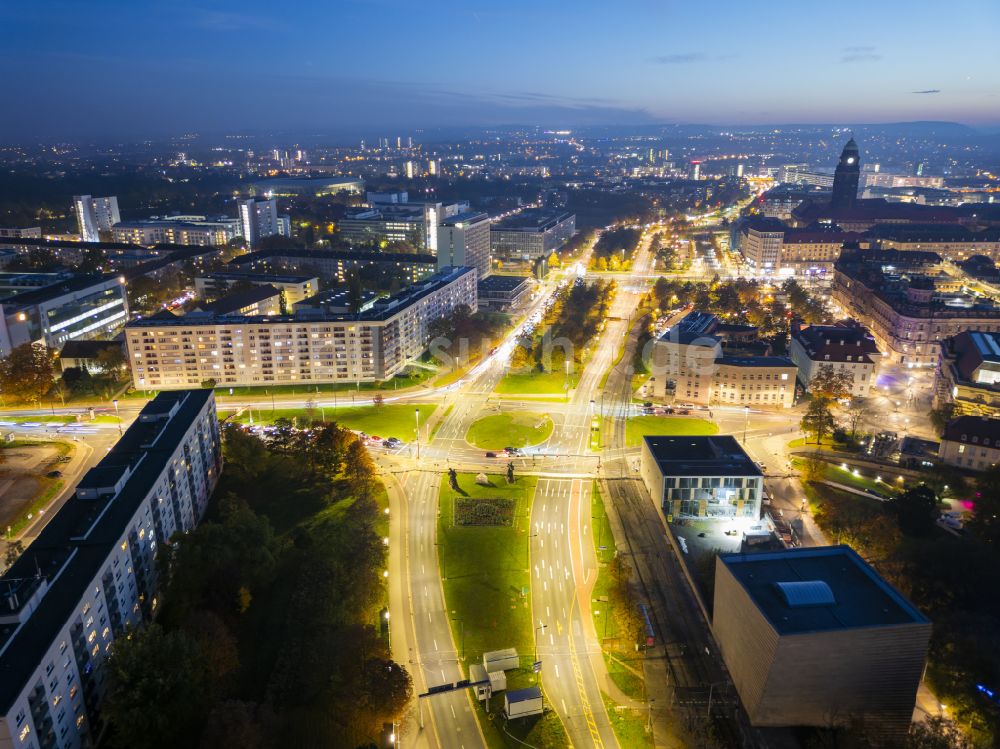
xmin=73 ymin=197 xmax=120 ymax=243
xmin=789 ymin=321 xmax=881 ymax=398
xmin=110 ymin=216 xmax=241 ymax=247
xmin=739 ymin=219 xmax=785 ymax=276
xmin=437 ymin=212 xmax=491 ymax=279
xmin=238 ymin=199 xmax=290 ymax=248
xmin=0 ymin=390 xmax=221 ymax=749
xmin=126 ymin=266 xmax=477 ymax=389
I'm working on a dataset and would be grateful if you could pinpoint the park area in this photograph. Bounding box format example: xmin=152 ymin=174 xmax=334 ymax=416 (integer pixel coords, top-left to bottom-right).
xmin=466 ymin=412 xmax=554 ymax=450
xmin=437 ymin=472 xmax=568 ymax=747
xmin=495 ymin=369 xmax=579 ymax=395
xmin=625 ymin=415 xmax=718 ymax=447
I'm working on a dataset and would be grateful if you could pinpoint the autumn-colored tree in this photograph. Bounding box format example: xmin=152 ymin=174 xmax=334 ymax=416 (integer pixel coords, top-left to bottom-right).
xmin=0 ymin=342 xmax=56 ymax=403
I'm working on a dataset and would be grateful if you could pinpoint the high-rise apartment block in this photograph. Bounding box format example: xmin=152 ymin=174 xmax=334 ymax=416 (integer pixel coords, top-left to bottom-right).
xmin=73 ymin=196 xmax=121 ymax=242
xmin=437 ymin=212 xmax=491 ymax=279
xmin=0 ymin=390 xmax=221 ymax=749
xmin=238 ymin=199 xmax=290 ymax=248
xmin=126 ymin=267 xmax=477 ymax=389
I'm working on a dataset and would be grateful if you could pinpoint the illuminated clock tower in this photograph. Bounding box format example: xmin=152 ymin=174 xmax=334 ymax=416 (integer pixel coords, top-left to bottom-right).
xmin=831 ymin=137 xmax=861 ymax=209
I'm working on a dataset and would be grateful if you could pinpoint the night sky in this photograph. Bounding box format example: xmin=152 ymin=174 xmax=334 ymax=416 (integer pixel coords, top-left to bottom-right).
xmin=2 ymin=0 xmax=998 ymax=139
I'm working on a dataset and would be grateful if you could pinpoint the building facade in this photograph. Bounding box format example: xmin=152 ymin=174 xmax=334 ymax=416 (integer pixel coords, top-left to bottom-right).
xmin=789 ymin=321 xmax=881 ymax=398
xmin=194 ymin=272 xmax=319 ymax=310
xmin=73 ymin=197 xmax=120 ymax=243
xmin=0 ymin=390 xmax=221 ymax=749
xmin=934 ymin=330 xmax=1000 ymax=416
xmin=110 ymin=216 xmax=241 ymax=247
xmin=713 ymin=546 xmax=930 ymax=737
xmin=227 ymin=249 xmax=435 ymax=284
xmin=640 ymin=435 xmax=763 ymax=520
xmin=438 ymin=212 xmax=491 ymax=279
xmin=939 ymin=416 xmax=1000 ymax=471
xmin=237 ymin=199 xmax=290 ymax=248
xmin=490 ymin=210 xmax=576 ymax=261
xmin=0 ymin=228 xmax=42 ymax=239
xmin=0 ymin=274 xmax=129 ymax=357
xmin=126 ymin=267 xmax=477 ymax=389
xmin=832 ymin=250 xmax=1000 ymax=367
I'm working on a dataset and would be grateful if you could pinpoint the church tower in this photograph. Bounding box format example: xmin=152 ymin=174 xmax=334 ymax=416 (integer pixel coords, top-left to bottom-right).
xmin=831 ymin=138 xmax=861 ymax=209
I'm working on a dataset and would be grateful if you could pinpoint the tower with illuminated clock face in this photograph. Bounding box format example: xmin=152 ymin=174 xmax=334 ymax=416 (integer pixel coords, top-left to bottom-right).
xmin=831 ymin=137 xmax=861 ymax=208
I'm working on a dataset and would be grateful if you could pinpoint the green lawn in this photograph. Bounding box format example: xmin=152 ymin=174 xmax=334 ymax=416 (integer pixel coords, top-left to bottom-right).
xmin=466 ymin=412 xmax=554 ymax=450
xmin=495 ymin=369 xmax=579 ymax=395
xmin=792 ymin=458 xmax=895 ymax=495
xmin=437 ymin=473 xmax=569 ymax=748
xmin=624 ymin=416 xmax=718 ymax=447
xmin=226 ymin=404 xmax=437 ymax=440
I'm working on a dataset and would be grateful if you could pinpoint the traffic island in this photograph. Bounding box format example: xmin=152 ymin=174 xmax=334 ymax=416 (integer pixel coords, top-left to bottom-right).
xmin=465 ymin=412 xmax=554 ymax=451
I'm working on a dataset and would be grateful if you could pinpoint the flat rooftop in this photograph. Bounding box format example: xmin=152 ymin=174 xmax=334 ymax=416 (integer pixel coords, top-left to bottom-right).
xmin=478 ymin=275 xmax=530 ymax=292
xmin=643 ymin=435 xmax=761 ymax=477
xmin=493 ymin=209 xmax=573 ymax=232
xmin=719 ymin=545 xmax=928 ymax=635
xmin=441 ymin=211 xmax=489 ymax=226
xmin=128 ymin=266 xmax=474 ymax=327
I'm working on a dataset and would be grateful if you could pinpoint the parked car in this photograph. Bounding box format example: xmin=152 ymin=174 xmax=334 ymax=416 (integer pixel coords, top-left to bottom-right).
xmin=485 ymin=451 xmax=497 ymax=458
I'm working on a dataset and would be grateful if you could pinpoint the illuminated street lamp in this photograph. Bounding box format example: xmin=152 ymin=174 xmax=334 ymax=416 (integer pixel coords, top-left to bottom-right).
xmin=112 ymin=399 xmax=122 ymax=436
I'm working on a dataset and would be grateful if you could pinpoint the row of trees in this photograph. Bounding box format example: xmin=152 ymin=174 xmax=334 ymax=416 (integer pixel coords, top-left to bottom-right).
xmin=102 ymin=422 xmax=410 ymax=749
xmin=510 ymin=279 xmax=615 ymax=373
xmin=590 ymin=226 xmax=641 ymax=270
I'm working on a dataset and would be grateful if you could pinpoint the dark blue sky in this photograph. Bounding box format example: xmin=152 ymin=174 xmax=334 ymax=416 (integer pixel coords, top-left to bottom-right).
xmin=2 ymin=0 xmax=998 ymax=139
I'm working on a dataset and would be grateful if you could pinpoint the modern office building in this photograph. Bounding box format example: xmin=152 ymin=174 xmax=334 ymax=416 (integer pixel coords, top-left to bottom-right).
xmin=227 ymin=249 xmax=436 ymax=284
xmin=0 ymin=389 xmax=221 ymax=749
xmin=237 ymin=199 xmax=290 ymax=248
xmin=73 ymin=196 xmax=121 ymax=243
xmin=0 ymin=273 xmax=128 ymax=357
xmin=476 ymin=275 xmax=532 ymax=312
xmin=194 ymin=271 xmax=319 ymax=310
xmin=934 ymin=330 xmax=1000 ymax=416
xmin=125 ymin=266 xmax=476 ymax=389
xmin=490 ymin=210 xmax=576 ymax=261
xmin=640 ymin=435 xmax=763 ymax=520
xmin=832 ymin=248 xmax=1000 ymax=367
xmin=110 ymin=216 xmax=242 ymax=247
xmin=438 ymin=212 xmax=491 ymax=278
xmin=789 ymin=320 xmax=881 ymax=397
xmin=712 ymin=546 xmax=930 ymax=737
xmin=339 ymin=197 xmax=467 ymax=253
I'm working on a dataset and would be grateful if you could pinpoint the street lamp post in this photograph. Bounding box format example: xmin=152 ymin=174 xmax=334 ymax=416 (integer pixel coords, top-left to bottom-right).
xmin=452 ymin=617 xmax=465 ymax=661
xmin=743 ymin=406 xmax=750 ymax=444
xmin=415 ymin=408 xmax=421 ymax=460
xmin=112 ymin=398 xmax=122 ymax=436
xmin=527 ymin=532 xmax=537 ymax=570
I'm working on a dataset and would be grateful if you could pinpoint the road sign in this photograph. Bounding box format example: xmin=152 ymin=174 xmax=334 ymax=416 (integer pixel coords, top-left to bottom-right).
xmin=532 ymin=661 xmax=542 ymax=673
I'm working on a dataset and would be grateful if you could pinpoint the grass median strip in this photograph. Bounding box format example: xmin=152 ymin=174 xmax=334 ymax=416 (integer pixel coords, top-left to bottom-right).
xmin=624 ymin=415 xmax=718 ymax=447
xmin=437 ymin=472 xmax=569 ymax=748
